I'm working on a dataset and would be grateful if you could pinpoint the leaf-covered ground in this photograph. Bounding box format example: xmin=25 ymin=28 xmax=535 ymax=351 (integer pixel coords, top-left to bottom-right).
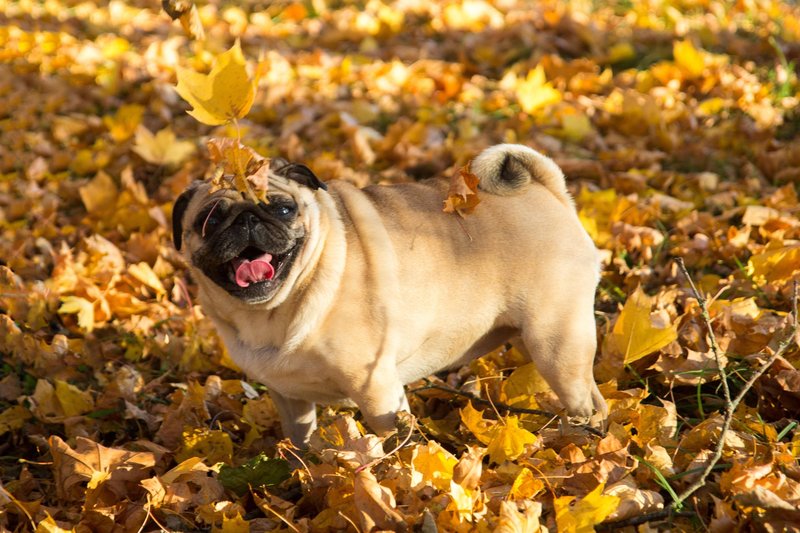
xmin=2 ymin=0 xmax=800 ymax=531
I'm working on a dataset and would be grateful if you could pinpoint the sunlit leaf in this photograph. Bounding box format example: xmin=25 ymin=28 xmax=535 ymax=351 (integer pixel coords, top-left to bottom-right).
xmin=515 ymin=66 xmax=561 ymax=114
xmin=605 ymin=286 xmax=679 ymax=364
xmin=486 ymin=415 xmax=538 ymax=464
xmin=411 ymin=440 xmax=458 ymax=490
xmin=554 ymin=483 xmax=620 ymax=532
xmin=674 ymin=40 xmax=705 ymax=77
xmin=133 ymin=126 xmax=196 ymax=167
xmin=58 ymin=296 xmax=95 ymax=332
xmin=443 ymin=164 xmax=480 ymax=216
xmin=175 ymin=40 xmax=258 ymax=125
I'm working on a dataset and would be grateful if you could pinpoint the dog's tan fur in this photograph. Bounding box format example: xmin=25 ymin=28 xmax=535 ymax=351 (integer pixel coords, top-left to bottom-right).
xmin=177 ymin=144 xmax=606 ymax=445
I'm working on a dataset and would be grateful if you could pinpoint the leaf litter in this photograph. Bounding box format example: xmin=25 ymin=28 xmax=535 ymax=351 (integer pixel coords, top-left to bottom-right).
xmin=1 ymin=0 xmax=800 ymax=531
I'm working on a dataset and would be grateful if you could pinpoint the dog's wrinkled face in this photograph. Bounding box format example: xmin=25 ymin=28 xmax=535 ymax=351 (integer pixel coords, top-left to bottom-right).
xmin=173 ymin=161 xmax=326 ymax=304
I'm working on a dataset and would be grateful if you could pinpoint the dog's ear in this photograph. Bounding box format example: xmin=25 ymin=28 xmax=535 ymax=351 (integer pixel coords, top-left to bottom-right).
xmin=172 ymin=183 xmax=200 ymax=251
xmin=273 ymin=162 xmax=327 ymax=191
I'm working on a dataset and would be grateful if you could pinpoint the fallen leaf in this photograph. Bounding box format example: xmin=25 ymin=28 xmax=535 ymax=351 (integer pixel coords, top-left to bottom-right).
xmin=554 ymin=483 xmax=620 ymax=532
xmin=133 ymin=126 xmax=196 ymax=167
xmin=605 ymin=285 xmax=679 ymax=364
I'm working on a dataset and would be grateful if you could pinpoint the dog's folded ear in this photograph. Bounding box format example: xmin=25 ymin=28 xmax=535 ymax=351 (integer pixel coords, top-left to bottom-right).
xmin=172 ymin=182 xmax=200 ymax=251
xmin=272 ymin=161 xmax=327 ymax=191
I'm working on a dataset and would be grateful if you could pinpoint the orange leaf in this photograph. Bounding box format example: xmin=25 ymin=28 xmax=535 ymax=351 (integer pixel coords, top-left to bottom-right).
xmin=443 ymin=164 xmax=480 ymax=216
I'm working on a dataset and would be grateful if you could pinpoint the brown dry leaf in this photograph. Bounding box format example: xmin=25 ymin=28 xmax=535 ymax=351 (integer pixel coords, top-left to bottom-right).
xmin=206 ymin=138 xmax=270 ymax=204
xmin=49 ymin=436 xmax=159 ymax=505
xmin=353 ymin=468 xmax=407 ymax=532
xmin=443 ymin=164 xmax=481 ymax=217
xmin=495 ymin=500 xmax=546 ymax=533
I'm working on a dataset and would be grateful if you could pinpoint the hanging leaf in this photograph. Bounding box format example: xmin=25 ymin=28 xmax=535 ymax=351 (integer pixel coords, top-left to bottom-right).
xmin=175 ymin=40 xmax=258 ymax=125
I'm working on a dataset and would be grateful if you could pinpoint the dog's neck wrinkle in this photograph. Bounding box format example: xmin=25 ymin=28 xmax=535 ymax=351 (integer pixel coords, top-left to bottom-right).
xmin=279 ymin=189 xmax=347 ymax=352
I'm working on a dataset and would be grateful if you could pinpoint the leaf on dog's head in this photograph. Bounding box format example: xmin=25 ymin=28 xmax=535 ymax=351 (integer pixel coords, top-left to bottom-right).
xmin=175 ymin=40 xmax=257 ymax=125
xmin=206 ymin=138 xmax=270 ymax=204
xmin=443 ymin=164 xmax=480 ymax=217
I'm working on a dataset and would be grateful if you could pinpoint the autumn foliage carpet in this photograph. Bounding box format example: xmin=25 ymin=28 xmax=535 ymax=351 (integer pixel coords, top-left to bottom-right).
xmin=2 ymin=0 xmax=800 ymax=531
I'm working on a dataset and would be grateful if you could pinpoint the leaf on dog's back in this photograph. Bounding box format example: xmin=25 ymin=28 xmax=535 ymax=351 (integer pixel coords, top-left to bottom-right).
xmin=443 ymin=164 xmax=480 ymax=217
xmin=175 ymin=40 xmax=257 ymax=125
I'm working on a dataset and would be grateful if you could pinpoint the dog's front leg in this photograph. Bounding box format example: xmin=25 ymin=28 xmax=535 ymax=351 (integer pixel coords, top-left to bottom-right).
xmin=269 ymin=390 xmax=317 ymax=447
xmin=346 ymin=366 xmax=410 ymax=437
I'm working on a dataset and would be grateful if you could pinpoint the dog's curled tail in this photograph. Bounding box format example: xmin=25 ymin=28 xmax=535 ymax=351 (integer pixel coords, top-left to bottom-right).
xmin=471 ymin=144 xmax=573 ymax=207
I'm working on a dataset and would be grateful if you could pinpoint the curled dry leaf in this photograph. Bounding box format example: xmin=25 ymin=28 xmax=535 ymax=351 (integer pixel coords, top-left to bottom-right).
xmin=49 ymin=436 xmax=159 ymax=505
xmin=206 ymin=138 xmax=270 ymax=204
xmin=353 ymin=468 xmax=407 ymax=532
xmin=443 ymin=163 xmax=481 ymax=217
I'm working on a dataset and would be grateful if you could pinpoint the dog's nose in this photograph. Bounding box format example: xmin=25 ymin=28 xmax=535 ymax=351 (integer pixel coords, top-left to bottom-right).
xmin=239 ymin=210 xmax=260 ymax=230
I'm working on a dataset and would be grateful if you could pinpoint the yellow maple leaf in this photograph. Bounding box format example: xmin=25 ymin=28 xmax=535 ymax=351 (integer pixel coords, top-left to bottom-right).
xmin=674 ymin=40 xmax=705 ymax=78
xmin=58 ymin=296 xmax=95 ymax=332
xmin=460 ymin=401 xmax=495 ymax=445
xmin=746 ymin=244 xmax=800 ymax=285
xmin=54 ymin=380 xmax=94 ymax=417
xmin=605 ymin=286 xmax=678 ymax=364
xmin=214 ymin=511 xmax=249 ymax=533
xmin=175 ymin=40 xmax=258 ymax=125
xmin=177 ymin=427 xmax=233 ymax=464
xmin=516 ymin=65 xmax=561 ymax=115
xmin=35 ymin=514 xmax=73 ymax=533
xmin=554 ymin=483 xmax=620 ymax=533
xmin=78 ymin=171 xmax=118 ymax=216
xmin=411 ymin=441 xmax=458 ymax=490
xmin=502 ymin=361 xmax=549 ymax=408
xmin=206 ymin=137 xmax=270 ymax=204
xmin=103 ymin=104 xmax=144 ymax=142
xmin=0 ymin=405 xmax=31 ymax=436
xmin=445 ymin=480 xmax=477 ymax=523
xmin=486 ymin=415 xmax=538 ymax=464
xmin=509 ymin=467 xmax=544 ymax=500
xmin=132 ymin=126 xmax=195 ymax=167
xmin=128 ymin=262 xmax=166 ymax=296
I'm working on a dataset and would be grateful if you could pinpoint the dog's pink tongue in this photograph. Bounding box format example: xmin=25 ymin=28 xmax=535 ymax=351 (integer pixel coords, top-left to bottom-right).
xmin=234 ymin=254 xmax=274 ymax=287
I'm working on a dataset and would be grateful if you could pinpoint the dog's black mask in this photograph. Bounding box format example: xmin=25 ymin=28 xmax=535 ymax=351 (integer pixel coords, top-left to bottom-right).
xmin=189 ymin=196 xmax=305 ymax=303
xmin=172 ymin=162 xmax=325 ymax=303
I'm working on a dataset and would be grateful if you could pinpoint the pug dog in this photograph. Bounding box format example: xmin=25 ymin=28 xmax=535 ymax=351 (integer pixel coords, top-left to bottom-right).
xmin=173 ymin=144 xmax=607 ymax=446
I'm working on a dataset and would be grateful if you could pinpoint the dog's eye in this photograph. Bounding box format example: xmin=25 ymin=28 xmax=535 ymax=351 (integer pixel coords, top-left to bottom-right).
xmin=271 ymin=203 xmax=297 ymax=219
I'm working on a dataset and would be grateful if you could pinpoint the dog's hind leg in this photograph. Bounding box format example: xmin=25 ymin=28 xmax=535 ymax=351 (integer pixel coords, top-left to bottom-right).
xmin=519 ymin=303 xmax=606 ymax=426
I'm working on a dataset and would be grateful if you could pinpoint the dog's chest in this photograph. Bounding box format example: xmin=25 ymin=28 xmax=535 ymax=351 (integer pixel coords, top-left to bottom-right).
xmin=220 ymin=329 xmax=347 ymax=402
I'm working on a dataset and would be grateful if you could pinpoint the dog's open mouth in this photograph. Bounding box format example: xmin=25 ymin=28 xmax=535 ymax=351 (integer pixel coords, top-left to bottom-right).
xmin=226 ymin=246 xmax=290 ymax=288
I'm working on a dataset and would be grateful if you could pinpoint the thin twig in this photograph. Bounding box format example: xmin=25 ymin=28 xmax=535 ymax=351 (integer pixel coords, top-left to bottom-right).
xmin=605 ymin=277 xmax=799 ymax=527
xmin=676 ymin=257 xmax=731 ymax=406
xmin=409 ymin=379 xmax=605 ymax=438
xmin=673 ymin=279 xmax=798 ymax=507
xmin=354 ymin=415 xmax=417 ymax=474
